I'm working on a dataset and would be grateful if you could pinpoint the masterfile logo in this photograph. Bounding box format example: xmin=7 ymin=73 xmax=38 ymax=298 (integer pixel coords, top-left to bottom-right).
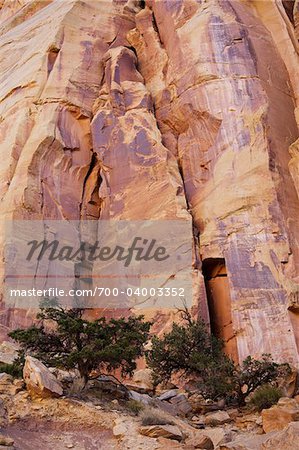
xmin=4 ymin=220 xmax=193 ymax=310
xmin=26 ymin=237 xmax=170 ymax=266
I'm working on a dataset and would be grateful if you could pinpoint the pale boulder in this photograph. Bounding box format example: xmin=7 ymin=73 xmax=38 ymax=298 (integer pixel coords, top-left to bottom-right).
xmin=139 ymin=424 xmax=183 ymax=441
xmin=205 ymin=411 xmax=231 ymax=426
xmin=0 ymin=434 xmax=14 ymax=447
xmin=262 ymin=398 xmax=299 ymax=433
xmin=23 ymin=356 xmax=63 ymax=399
xmin=262 ymin=422 xmax=299 ymax=450
xmin=128 ymin=368 xmax=154 ymax=393
xmin=185 ymin=434 xmax=214 ymax=449
xmin=0 ymin=342 xmax=19 ymax=365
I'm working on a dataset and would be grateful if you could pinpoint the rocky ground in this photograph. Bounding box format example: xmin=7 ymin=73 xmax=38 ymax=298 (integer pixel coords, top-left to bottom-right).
xmin=0 ymin=357 xmax=298 ymax=450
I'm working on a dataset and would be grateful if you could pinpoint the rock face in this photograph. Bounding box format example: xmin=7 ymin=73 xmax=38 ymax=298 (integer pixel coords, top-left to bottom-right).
xmin=262 ymin=397 xmax=299 ymax=433
xmin=23 ymin=356 xmax=63 ymax=399
xmin=138 ymin=424 xmax=183 ymax=441
xmin=261 ymin=421 xmax=299 ymax=450
xmin=0 ymin=0 xmax=299 ymax=366
xmin=0 ymin=341 xmax=18 ymax=365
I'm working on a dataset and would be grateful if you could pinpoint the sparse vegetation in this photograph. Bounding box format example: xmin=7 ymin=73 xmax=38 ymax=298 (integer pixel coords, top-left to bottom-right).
xmin=8 ymin=305 xmax=291 ymax=405
xmin=9 ymin=307 xmax=151 ymax=386
xmin=126 ymin=399 xmax=144 ymax=415
xmin=249 ymin=384 xmax=283 ymax=411
xmin=0 ymin=361 xmax=23 ymax=378
xmin=233 ymin=354 xmax=290 ymax=406
xmin=147 ymin=308 xmax=291 ymax=405
xmin=140 ymin=407 xmax=174 ymax=426
xmin=146 ymin=307 xmax=235 ymax=400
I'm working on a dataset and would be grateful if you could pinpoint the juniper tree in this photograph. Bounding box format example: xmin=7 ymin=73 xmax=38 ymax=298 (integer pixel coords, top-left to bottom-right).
xmin=10 ymin=307 xmax=151 ymax=385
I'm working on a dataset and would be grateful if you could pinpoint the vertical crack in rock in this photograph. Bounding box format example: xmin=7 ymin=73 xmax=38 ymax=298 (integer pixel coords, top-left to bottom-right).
xmin=282 ymin=0 xmax=296 ymax=25
xmin=47 ymin=45 xmax=60 ymax=78
xmin=80 ymin=152 xmax=103 ymax=220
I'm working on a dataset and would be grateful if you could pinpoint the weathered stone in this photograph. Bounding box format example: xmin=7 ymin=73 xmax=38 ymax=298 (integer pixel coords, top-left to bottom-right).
xmin=204 ymin=411 xmax=231 ymax=426
xmin=126 ymin=368 xmax=154 ymax=393
xmin=235 ymin=413 xmax=261 ymax=432
xmin=262 ymin=397 xmax=299 ymax=433
xmin=89 ymin=376 xmax=128 ymax=399
xmin=169 ymin=394 xmax=192 ymax=416
xmin=0 ymin=374 xmax=20 ymax=396
xmin=158 ymin=390 xmax=180 ymax=402
xmin=153 ymin=398 xmax=178 ymax=416
xmin=186 ymin=434 xmax=214 ymax=449
xmin=278 ymin=368 xmax=298 ymax=398
xmin=219 ymin=433 xmax=270 ymax=450
xmin=0 ymin=398 xmax=7 ymax=427
xmin=203 ymin=428 xmax=232 ymax=448
xmin=113 ymin=423 xmax=128 ymax=438
xmin=156 ymin=437 xmax=183 ymax=449
xmin=188 ymin=393 xmax=206 ymax=414
xmin=262 ymin=421 xmax=299 ymax=449
xmin=0 ymin=342 xmax=19 ymax=365
xmin=0 ymin=435 xmax=14 ymax=447
xmin=23 ymin=356 xmax=63 ymax=399
xmin=129 ymin=390 xmax=152 ymax=405
xmin=139 ymin=424 xmax=183 ymax=441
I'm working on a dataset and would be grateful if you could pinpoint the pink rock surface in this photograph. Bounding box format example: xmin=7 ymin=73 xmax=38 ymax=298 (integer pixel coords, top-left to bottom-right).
xmin=0 ymin=0 xmax=298 ymax=366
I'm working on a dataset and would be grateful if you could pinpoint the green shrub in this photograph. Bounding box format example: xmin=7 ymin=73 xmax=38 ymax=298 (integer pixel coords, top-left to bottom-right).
xmin=146 ymin=307 xmax=235 ymax=400
xmin=234 ymin=355 xmax=290 ymax=406
xmin=147 ymin=307 xmax=291 ymax=406
xmin=250 ymin=384 xmax=282 ymax=411
xmin=140 ymin=407 xmax=174 ymax=426
xmin=9 ymin=307 xmax=151 ymax=387
xmin=126 ymin=399 xmax=144 ymax=415
xmin=0 ymin=361 xmax=23 ymax=378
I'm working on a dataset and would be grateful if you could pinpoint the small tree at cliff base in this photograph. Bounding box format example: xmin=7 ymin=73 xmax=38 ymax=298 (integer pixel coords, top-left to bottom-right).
xmin=9 ymin=307 xmax=151 ymax=386
xmin=146 ymin=308 xmax=291 ymax=405
xmin=233 ymin=354 xmax=291 ymax=406
xmin=146 ymin=308 xmax=235 ymax=400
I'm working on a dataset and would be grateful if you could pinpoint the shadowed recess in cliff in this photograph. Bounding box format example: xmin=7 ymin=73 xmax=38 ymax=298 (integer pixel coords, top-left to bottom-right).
xmin=202 ymin=258 xmax=238 ymax=363
xmin=283 ymin=0 xmax=296 ymax=25
xmin=47 ymin=45 xmax=60 ymax=77
xmin=80 ymin=152 xmax=103 ymax=220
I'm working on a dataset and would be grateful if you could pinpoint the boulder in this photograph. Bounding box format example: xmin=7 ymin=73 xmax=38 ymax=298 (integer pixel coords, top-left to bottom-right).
xmin=23 ymin=356 xmax=63 ymax=399
xmin=0 ymin=434 xmax=14 ymax=447
xmin=235 ymin=413 xmax=261 ymax=431
xmin=0 ymin=399 xmax=7 ymax=428
xmin=169 ymin=394 xmax=192 ymax=416
xmin=0 ymin=342 xmax=19 ymax=365
xmin=205 ymin=411 xmax=231 ymax=426
xmin=156 ymin=437 xmax=183 ymax=448
xmin=126 ymin=368 xmax=154 ymax=393
xmin=219 ymin=434 xmax=271 ymax=450
xmin=89 ymin=375 xmax=128 ymax=399
xmin=153 ymin=398 xmax=178 ymax=416
xmin=185 ymin=434 xmax=214 ymax=449
xmin=0 ymin=374 xmax=21 ymax=396
xmin=203 ymin=428 xmax=232 ymax=448
xmin=129 ymin=390 xmax=152 ymax=405
xmin=262 ymin=397 xmax=299 ymax=432
xmin=262 ymin=421 xmax=299 ymax=450
xmin=139 ymin=424 xmax=183 ymax=441
xmin=158 ymin=389 xmax=180 ymax=401
xmin=113 ymin=423 xmax=128 ymax=438
xmin=278 ymin=367 xmax=298 ymax=398
xmin=188 ymin=393 xmax=206 ymax=413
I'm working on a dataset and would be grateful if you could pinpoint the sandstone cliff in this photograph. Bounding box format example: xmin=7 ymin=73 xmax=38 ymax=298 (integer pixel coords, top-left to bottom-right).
xmin=0 ymin=0 xmax=299 ymax=366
